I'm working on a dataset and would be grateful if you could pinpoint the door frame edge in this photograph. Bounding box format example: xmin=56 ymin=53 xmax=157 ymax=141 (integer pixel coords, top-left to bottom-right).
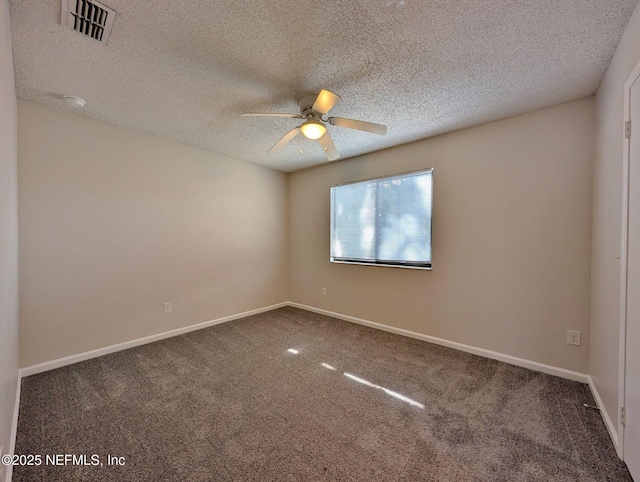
xmin=618 ymin=58 xmax=640 ymax=460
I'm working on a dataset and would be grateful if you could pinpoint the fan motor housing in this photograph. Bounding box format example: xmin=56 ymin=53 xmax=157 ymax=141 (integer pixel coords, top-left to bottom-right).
xmin=299 ymin=95 xmax=319 ymax=118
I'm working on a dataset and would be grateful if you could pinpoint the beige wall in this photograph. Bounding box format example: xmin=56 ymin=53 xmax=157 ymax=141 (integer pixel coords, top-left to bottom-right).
xmin=0 ymin=0 xmax=19 ymax=466
xmin=289 ymin=98 xmax=594 ymax=374
xmin=18 ymin=100 xmax=289 ymax=367
xmin=591 ymin=3 xmax=640 ymax=433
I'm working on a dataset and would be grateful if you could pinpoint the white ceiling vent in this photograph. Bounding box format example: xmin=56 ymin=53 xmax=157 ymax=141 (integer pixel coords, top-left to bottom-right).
xmin=61 ymin=0 xmax=116 ymax=43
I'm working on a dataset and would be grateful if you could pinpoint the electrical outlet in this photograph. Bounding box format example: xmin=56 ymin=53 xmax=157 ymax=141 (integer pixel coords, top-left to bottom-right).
xmin=163 ymin=302 xmax=172 ymax=314
xmin=567 ymin=330 xmax=581 ymax=346
xmin=322 ymin=288 xmax=327 ymax=296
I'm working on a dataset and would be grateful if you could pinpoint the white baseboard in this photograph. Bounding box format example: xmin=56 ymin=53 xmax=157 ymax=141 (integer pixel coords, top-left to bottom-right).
xmin=288 ymin=302 xmax=590 ymax=383
xmin=21 ymin=300 xmax=590 ymax=383
xmin=20 ymin=302 xmax=288 ymax=377
xmin=587 ymin=375 xmax=619 ymax=454
xmin=5 ymin=373 xmax=21 ymax=482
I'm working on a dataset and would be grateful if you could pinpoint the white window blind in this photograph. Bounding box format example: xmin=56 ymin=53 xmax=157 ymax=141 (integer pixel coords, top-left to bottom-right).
xmin=330 ymin=169 xmax=433 ymax=269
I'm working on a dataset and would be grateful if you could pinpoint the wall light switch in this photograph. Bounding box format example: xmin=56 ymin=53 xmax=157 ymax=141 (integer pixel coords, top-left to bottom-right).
xmin=322 ymin=288 xmax=327 ymax=296
xmin=163 ymin=302 xmax=172 ymax=314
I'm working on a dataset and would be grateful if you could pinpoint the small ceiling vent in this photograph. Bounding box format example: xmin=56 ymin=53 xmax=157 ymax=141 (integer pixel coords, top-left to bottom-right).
xmin=61 ymin=0 xmax=116 ymax=43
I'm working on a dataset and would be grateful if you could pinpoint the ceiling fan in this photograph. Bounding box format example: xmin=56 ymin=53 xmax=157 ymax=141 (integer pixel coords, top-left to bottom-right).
xmin=241 ymin=89 xmax=387 ymax=161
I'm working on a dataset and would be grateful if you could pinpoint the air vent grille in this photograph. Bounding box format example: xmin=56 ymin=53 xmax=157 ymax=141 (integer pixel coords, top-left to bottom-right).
xmin=61 ymin=0 xmax=116 ymax=43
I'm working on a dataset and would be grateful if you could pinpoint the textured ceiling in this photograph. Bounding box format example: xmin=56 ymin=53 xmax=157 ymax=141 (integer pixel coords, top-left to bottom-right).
xmin=9 ymin=0 xmax=639 ymax=172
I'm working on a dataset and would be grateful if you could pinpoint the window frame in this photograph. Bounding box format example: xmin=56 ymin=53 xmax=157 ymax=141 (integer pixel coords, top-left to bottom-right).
xmin=330 ymin=168 xmax=433 ymax=270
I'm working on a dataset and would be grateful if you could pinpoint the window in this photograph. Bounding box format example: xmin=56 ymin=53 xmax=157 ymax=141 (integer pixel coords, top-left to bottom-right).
xmin=330 ymin=168 xmax=433 ymax=269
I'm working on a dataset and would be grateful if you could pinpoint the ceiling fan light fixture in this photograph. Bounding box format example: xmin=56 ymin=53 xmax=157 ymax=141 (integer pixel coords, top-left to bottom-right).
xmin=300 ymin=119 xmax=326 ymax=140
xmin=242 ymin=89 xmax=387 ymax=161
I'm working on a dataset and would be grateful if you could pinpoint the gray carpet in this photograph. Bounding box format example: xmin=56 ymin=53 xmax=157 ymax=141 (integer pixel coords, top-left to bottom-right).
xmin=13 ymin=307 xmax=632 ymax=481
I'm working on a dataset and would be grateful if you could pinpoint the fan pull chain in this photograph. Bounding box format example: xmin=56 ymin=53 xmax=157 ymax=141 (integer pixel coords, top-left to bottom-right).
xmin=299 ymin=130 xmax=303 ymax=155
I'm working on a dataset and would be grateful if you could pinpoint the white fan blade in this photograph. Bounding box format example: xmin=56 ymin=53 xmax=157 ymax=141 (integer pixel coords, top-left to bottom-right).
xmin=318 ymin=131 xmax=340 ymax=161
xmin=267 ymin=127 xmax=301 ymax=154
xmin=312 ymin=89 xmax=341 ymax=115
xmin=241 ymin=113 xmax=302 ymax=118
xmin=328 ymin=117 xmax=387 ymax=135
